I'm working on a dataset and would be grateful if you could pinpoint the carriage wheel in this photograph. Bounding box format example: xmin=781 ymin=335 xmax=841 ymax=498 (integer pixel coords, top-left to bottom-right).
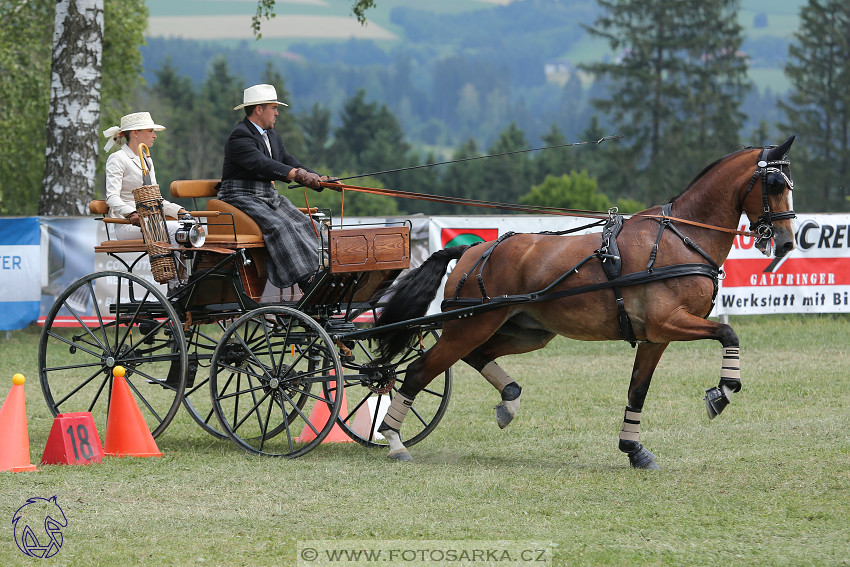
xmin=336 ymin=327 xmax=452 ymax=448
xmin=209 ymin=306 xmax=343 ymax=457
xmin=38 ymin=271 xmax=187 ymax=439
xmin=180 ymin=320 xmax=230 ymax=440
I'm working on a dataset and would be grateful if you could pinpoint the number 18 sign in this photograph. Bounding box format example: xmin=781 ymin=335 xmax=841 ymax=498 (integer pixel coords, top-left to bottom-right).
xmin=41 ymin=412 xmax=104 ymax=465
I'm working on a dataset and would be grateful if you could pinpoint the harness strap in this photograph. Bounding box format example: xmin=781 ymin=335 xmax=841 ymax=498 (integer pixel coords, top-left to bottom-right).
xmin=451 ymin=232 xmax=516 ymax=303
xmin=441 ymin=263 xmax=719 ymax=310
xmin=596 ymin=214 xmax=637 ymax=347
xmin=647 ymin=203 xmax=672 ymax=271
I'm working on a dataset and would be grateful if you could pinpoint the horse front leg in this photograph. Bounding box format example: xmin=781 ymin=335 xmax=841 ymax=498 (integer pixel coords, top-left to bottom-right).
xmin=619 ymin=341 xmax=668 ymax=470
xmin=703 ymin=326 xmax=742 ymax=420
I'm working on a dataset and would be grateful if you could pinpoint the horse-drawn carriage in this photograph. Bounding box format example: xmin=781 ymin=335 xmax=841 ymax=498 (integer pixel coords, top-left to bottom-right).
xmin=37 ymin=179 xmax=451 ymax=458
xmin=38 ymin=135 xmax=798 ymax=468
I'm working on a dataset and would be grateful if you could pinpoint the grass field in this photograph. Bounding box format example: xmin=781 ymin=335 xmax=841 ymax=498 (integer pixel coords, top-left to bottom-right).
xmin=1 ymin=314 xmax=848 ymax=565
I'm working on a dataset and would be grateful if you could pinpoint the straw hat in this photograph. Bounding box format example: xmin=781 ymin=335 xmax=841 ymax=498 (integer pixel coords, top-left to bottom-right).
xmin=233 ymin=84 xmax=288 ymax=110
xmin=119 ymin=112 xmax=166 ymax=132
xmin=102 ymin=112 xmax=165 ymax=151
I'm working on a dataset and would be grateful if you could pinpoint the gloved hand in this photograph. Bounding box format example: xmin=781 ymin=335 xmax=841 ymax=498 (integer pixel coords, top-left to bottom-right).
xmin=322 ymin=175 xmax=343 ymax=192
xmin=292 ymin=168 xmax=323 ymax=190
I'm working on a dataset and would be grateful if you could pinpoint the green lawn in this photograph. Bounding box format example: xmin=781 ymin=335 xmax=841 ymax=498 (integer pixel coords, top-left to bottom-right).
xmin=1 ymin=314 xmax=847 ymax=565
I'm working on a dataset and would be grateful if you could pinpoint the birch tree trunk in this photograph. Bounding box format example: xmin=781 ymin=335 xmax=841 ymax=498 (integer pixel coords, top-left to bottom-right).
xmin=38 ymin=0 xmax=104 ymax=216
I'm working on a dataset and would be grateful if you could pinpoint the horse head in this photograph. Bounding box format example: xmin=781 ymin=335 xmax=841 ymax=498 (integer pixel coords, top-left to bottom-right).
xmin=740 ymin=135 xmax=796 ymax=258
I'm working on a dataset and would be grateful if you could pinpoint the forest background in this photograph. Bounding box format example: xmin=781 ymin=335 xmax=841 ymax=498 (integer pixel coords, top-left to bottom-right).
xmin=1 ymin=0 xmax=848 ymax=218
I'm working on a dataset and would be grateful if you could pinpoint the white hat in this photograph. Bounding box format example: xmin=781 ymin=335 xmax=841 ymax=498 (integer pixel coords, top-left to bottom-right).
xmin=102 ymin=112 xmax=165 ymax=151
xmin=119 ymin=112 xmax=165 ymax=132
xmin=233 ymin=84 xmax=288 ymax=110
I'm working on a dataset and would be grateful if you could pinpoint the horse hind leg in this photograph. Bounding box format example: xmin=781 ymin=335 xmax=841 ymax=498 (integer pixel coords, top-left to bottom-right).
xmin=463 ymin=355 xmax=522 ymax=429
xmin=462 ymin=326 xmax=556 ymax=429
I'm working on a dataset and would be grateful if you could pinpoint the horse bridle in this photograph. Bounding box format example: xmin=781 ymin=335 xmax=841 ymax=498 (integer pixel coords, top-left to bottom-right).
xmin=739 ymin=146 xmax=796 ymax=243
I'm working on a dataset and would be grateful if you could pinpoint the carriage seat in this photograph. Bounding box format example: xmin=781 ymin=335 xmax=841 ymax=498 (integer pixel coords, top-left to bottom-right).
xmin=169 ymin=180 xmax=264 ymax=246
xmin=89 ymin=199 xmax=149 ymax=253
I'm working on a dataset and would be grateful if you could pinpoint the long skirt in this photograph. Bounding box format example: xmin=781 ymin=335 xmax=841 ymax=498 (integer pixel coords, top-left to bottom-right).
xmin=218 ymin=180 xmax=320 ymax=288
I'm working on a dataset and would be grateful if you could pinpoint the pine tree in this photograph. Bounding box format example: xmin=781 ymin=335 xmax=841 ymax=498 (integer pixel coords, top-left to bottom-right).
xmin=581 ymin=0 xmax=750 ymax=204
xmin=779 ymin=0 xmax=850 ymax=211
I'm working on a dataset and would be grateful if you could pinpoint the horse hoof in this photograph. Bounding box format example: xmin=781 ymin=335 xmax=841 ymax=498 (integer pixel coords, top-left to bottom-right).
xmin=387 ymin=448 xmax=412 ymax=462
xmin=495 ymin=403 xmax=514 ymax=429
xmin=628 ymin=445 xmax=659 ymax=470
xmin=704 ymin=386 xmax=729 ymax=420
xmin=495 ymin=397 xmax=520 ymax=429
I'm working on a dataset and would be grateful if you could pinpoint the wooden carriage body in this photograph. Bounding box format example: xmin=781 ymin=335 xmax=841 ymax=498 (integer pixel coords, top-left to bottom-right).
xmin=91 ymin=179 xmax=410 ymax=313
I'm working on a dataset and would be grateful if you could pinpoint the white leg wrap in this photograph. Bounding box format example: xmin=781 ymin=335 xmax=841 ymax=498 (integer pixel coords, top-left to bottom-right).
xmin=382 ymin=392 xmax=414 ymax=432
xmin=481 ymin=361 xmax=514 ymax=392
xmin=619 ymin=408 xmax=641 ymax=443
xmin=721 ymin=347 xmax=740 ymax=381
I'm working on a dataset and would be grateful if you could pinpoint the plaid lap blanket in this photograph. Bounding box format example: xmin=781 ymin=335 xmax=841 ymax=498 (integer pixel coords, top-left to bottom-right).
xmin=218 ymin=180 xmax=320 ymax=288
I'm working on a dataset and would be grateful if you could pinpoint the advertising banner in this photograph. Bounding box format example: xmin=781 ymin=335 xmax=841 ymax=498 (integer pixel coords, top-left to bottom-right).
xmin=427 ymin=216 xmax=603 ymax=313
xmin=0 ymin=218 xmax=41 ymax=330
xmin=717 ymin=213 xmax=850 ymax=315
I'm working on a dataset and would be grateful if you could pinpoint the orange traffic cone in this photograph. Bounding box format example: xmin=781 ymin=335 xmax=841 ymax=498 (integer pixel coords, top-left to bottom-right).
xmin=0 ymin=374 xmax=37 ymax=472
xmin=103 ymin=366 xmax=163 ymax=457
xmin=295 ymin=383 xmax=353 ymax=444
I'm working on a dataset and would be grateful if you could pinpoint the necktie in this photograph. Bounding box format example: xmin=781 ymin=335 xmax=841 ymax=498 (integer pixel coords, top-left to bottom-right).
xmin=261 ymin=130 xmax=273 ymax=157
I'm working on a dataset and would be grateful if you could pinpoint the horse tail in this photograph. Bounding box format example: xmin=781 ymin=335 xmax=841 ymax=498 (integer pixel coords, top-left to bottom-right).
xmin=373 ymin=245 xmax=469 ymax=361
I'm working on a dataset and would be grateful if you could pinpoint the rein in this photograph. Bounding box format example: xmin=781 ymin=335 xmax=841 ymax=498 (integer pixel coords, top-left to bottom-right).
xmin=319 ymin=181 xmax=755 ymax=238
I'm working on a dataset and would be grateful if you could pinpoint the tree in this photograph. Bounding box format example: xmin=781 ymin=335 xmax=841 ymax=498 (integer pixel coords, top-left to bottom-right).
xmin=298 ymin=103 xmax=333 ymax=168
xmin=253 ymin=0 xmax=375 ymax=38
xmin=331 ymin=90 xmax=412 ymax=183
xmin=479 ymin=122 xmax=531 ymax=205
xmin=520 ymin=171 xmax=612 ymax=211
xmin=779 ymin=0 xmax=850 ymax=211
xmin=0 ymin=1 xmax=52 ymax=215
xmin=441 ymin=139 xmax=486 ymax=214
xmin=39 ymin=0 xmax=105 ymax=216
xmin=0 ymin=0 xmax=146 ymax=215
xmin=581 ymin=0 xmax=750 ymax=204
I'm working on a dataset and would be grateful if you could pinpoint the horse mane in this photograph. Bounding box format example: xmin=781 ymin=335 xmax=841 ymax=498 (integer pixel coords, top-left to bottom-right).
xmin=666 ymin=146 xmax=755 ymax=204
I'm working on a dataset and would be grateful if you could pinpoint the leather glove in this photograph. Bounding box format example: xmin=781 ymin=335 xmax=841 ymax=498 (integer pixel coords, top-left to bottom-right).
xmin=292 ymin=168 xmax=323 ymax=190
xmin=322 ymin=175 xmax=343 ymax=192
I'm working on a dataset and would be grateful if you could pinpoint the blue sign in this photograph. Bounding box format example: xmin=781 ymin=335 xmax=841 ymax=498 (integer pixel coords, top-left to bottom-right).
xmin=0 ymin=218 xmax=40 ymax=330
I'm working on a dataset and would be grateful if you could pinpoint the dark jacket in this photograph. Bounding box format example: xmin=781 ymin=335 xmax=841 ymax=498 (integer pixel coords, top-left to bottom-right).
xmin=220 ymin=117 xmax=318 ymax=182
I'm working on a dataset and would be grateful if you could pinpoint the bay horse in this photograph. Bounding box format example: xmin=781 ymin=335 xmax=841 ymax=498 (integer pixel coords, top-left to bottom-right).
xmin=372 ymin=136 xmax=797 ymax=469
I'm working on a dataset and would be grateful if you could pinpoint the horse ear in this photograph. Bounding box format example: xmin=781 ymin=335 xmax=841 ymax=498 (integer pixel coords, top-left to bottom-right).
xmin=767 ymin=135 xmax=796 ymax=161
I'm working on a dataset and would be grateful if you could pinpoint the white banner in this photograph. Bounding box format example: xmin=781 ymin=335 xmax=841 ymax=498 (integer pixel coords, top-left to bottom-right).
xmin=425 ymin=214 xmax=850 ymax=316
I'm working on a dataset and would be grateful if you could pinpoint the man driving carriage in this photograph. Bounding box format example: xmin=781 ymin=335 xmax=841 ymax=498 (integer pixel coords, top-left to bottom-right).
xmin=218 ymin=83 xmax=339 ymax=292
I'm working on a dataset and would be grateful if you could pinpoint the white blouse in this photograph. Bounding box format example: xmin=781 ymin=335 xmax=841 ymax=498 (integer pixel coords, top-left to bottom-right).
xmin=105 ymin=145 xmax=182 ymax=220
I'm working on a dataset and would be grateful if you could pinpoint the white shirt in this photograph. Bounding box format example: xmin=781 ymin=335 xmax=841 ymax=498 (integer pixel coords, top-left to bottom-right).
xmin=104 ymin=144 xmax=182 ymax=220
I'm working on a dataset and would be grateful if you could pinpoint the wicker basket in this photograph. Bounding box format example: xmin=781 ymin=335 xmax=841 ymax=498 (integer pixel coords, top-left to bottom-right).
xmin=133 ymin=184 xmax=176 ymax=284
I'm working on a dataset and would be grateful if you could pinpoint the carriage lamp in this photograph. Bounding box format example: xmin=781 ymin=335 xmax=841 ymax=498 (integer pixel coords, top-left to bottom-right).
xmin=175 ymin=214 xmax=206 ymax=247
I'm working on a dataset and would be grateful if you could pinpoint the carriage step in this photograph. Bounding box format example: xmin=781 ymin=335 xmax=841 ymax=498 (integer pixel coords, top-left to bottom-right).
xmin=162 ymin=359 xmax=198 ymax=390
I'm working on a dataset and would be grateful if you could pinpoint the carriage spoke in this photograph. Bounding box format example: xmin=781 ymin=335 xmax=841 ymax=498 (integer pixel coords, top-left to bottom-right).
xmin=209 ymin=306 xmax=342 ymax=457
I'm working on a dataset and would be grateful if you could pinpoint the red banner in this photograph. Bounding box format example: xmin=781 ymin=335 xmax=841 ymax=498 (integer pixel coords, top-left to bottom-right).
xmin=440 ymin=228 xmax=498 ymax=248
